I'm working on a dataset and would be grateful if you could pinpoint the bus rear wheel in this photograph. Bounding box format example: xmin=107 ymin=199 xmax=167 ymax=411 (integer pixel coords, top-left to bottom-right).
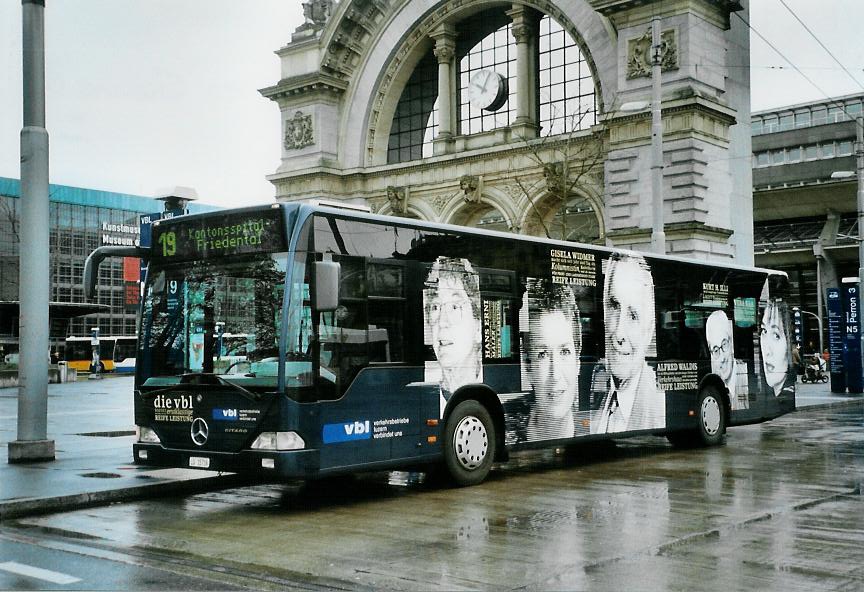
xmin=697 ymin=387 xmax=726 ymax=446
xmin=443 ymin=400 xmax=496 ymax=487
xmin=667 ymin=387 xmax=726 ymax=448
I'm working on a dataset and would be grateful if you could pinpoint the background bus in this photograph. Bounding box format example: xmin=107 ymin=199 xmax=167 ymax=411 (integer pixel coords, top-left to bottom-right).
xmin=85 ymin=203 xmax=795 ymax=487
xmin=64 ymin=336 xmax=116 ymax=373
xmin=111 ymin=336 xmax=137 ymax=374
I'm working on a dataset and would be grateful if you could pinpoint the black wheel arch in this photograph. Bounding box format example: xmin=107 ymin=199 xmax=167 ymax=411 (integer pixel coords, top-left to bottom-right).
xmin=443 ymin=385 xmax=508 ymax=462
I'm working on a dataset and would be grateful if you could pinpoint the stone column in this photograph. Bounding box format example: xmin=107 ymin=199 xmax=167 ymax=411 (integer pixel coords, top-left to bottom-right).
xmin=431 ymin=26 xmax=456 ymax=155
xmin=508 ymin=5 xmax=538 ymax=139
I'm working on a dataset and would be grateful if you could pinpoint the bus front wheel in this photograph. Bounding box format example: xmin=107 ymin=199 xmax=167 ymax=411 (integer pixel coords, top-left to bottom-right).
xmin=443 ymin=400 xmax=496 ymax=487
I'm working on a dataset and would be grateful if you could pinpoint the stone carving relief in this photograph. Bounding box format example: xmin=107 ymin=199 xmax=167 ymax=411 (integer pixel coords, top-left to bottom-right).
xmin=459 ymin=175 xmax=483 ymax=204
xmin=322 ymin=0 xmax=390 ymax=79
xmin=303 ymin=0 xmax=335 ymax=26
xmin=626 ymin=28 xmax=678 ymax=79
xmin=543 ymin=162 xmax=566 ymax=197
xmin=428 ymin=193 xmax=452 ymax=214
xmin=387 ymin=185 xmax=407 ymax=213
xmin=284 ymin=111 xmax=314 ymax=150
xmin=294 ymin=0 xmax=335 ymax=39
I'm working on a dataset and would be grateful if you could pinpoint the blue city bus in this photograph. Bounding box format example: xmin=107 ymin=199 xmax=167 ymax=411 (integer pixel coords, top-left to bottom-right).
xmin=84 ymin=202 xmax=795 ymax=486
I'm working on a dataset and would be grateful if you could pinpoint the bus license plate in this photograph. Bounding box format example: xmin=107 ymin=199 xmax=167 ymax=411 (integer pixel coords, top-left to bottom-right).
xmin=189 ymin=456 xmax=210 ymax=469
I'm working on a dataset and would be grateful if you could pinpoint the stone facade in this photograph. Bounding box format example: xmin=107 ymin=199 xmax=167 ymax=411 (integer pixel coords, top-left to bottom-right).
xmin=261 ymin=0 xmax=753 ymax=263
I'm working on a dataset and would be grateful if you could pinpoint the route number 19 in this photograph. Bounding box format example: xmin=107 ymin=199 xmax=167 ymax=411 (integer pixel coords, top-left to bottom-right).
xmin=158 ymin=231 xmax=176 ymax=257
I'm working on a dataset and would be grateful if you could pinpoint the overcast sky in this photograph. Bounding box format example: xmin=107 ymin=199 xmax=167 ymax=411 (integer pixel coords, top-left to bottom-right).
xmin=1 ymin=0 xmax=863 ymax=208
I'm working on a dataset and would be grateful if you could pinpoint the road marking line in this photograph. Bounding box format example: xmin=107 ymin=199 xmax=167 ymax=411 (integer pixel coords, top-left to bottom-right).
xmin=0 ymin=561 xmax=81 ymax=585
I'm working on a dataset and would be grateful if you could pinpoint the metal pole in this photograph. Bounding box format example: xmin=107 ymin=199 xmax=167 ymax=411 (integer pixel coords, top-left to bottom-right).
xmin=815 ymin=252 xmax=824 ymax=351
xmin=857 ymin=116 xmax=864 ymax=382
xmin=799 ymin=309 xmax=824 ymax=355
xmin=10 ymin=0 xmax=54 ymax=463
xmin=650 ymin=16 xmax=665 ymax=254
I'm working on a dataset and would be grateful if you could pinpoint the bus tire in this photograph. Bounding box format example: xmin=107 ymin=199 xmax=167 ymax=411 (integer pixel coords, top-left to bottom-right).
xmin=443 ymin=400 xmax=496 ymax=487
xmin=667 ymin=387 xmax=726 ymax=448
xmin=696 ymin=386 xmax=725 ymax=446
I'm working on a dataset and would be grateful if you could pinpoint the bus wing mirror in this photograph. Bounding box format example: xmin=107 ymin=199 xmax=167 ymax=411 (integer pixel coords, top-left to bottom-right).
xmin=84 ymin=246 xmax=149 ymax=301
xmin=315 ymin=261 xmax=340 ymax=312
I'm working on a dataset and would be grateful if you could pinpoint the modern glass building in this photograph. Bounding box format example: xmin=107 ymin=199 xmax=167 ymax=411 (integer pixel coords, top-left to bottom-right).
xmin=0 ymin=177 xmax=217 ymax=357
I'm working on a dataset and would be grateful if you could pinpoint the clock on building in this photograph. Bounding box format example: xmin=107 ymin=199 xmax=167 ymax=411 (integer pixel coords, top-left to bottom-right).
xmin=466 ymin=69 xmax=508 ymax=112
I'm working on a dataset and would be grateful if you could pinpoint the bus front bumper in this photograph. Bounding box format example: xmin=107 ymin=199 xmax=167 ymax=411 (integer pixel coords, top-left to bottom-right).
xmin=133 ymin=443 xmax=319 ymax=479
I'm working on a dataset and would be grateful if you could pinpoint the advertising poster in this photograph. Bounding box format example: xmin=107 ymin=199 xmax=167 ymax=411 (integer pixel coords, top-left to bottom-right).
xmin=423 ymin=257 xmax=483 ymax=415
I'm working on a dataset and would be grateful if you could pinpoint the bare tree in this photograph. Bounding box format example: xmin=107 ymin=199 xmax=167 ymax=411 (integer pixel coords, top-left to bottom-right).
xmin=510 ymin=104 xmax=609 ymax=243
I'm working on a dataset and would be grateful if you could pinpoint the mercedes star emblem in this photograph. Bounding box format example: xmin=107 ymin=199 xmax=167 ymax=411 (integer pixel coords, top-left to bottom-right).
xmin=190 ymin=417 xmax=209 ymax=446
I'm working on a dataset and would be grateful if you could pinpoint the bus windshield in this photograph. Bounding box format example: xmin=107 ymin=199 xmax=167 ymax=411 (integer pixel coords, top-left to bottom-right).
xmin=138 ymin=252 xmax=287 ymax=385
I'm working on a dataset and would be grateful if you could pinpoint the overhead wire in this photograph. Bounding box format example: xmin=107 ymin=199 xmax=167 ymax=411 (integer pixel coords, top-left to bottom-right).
xmin=776 ymin=0 xmax=864 ymax=93
xmin=734 ymin=9 xmax=864 ymax=133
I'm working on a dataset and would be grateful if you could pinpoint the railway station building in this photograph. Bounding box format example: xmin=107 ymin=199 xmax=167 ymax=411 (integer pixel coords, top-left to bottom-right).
xmin=263 ymin=0 xmax=754 ymax=262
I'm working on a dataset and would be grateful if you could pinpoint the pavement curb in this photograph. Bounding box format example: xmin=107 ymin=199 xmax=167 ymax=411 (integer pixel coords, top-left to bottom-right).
xmin=0 ymin=473 xmax=253 ymax=522
xmin=794 ymin=398 xmax=864 ymax=412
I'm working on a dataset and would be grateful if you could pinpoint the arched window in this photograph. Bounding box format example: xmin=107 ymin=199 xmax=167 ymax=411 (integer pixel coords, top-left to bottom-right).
xmin=387 ymin=10 xmax=597 ymax=164
xmin=387 ymin=52 xmax=439 ymax=163
xmin=538 ymin=16 xmax=596 ymax=135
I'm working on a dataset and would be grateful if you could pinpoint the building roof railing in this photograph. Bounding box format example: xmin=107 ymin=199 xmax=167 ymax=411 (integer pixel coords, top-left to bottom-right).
xmin=751 ymin=92 xmax=864 ymax=136
xmin=0 ymin=177 xmax=219 ymax=214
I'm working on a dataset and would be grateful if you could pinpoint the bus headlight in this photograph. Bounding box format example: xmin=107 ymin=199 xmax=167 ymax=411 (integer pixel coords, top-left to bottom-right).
xmin=250 ymin=431 xmax=305 ymax=451
xmin=136 ymin=425 xmax=161 ymax=444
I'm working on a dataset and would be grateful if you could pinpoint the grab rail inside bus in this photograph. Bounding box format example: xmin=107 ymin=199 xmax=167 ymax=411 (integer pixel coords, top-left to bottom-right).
xmin=84 ymin=246 xmax=149 ymax=301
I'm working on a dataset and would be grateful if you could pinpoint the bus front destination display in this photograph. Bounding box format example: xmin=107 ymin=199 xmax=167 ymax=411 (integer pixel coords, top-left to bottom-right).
xmin=152 ymin=207 xmax=285 ymax=261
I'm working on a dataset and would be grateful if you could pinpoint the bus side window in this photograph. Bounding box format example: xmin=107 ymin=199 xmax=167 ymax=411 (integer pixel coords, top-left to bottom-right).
xmin=318 ymin=256 xmax=368 ymax=397
xmin=367 ymin=262 xmax=406 ymax=363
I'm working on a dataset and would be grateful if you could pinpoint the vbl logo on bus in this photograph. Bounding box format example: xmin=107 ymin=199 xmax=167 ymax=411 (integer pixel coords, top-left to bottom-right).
xmin=322 ymin=420 xmax=371 ymax=444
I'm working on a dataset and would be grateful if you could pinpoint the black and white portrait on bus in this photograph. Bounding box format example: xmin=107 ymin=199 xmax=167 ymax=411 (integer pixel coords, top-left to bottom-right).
xmin=423 ymin=256 xmax=483 ymax=415
xmin=517 ymin=278 xmax=587 ymax=442
xmin=706 ymin=310 xmax=749 ymax=410
xmin=759 ymin=297 xmax=794 ymax=397
xmin=591 ymin=252 xmax=665 ymax=434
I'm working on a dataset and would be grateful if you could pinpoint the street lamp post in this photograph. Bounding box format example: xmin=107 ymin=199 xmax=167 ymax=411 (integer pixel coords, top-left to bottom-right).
xmin=10 ymin=0 xmax=54 ymax=463
xmin=650 ymin=16 xmax=665 ymax=255
xmin=793 ymin=307 xmax=824 ymax=354
xmin=857 ymin=116 xmax=864 ymax=299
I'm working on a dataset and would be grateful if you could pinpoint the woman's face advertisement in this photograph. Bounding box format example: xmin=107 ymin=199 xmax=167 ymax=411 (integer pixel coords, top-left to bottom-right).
xmin=526 ymin=309 xmax=579 ymax=421
xmin=760 ymin=303 xmax=789 ymax=393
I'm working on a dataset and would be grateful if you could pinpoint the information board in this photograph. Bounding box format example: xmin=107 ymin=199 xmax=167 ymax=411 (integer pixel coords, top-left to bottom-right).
xmin=843 ymin=283 xmax=862 ymax=393
xmin=826 ymin=287 xmax=846 ymax=393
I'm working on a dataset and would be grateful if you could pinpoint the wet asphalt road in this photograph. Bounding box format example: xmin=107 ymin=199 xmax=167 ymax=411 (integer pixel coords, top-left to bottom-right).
xmin=1 ymin=402 xmax=863 ymax=591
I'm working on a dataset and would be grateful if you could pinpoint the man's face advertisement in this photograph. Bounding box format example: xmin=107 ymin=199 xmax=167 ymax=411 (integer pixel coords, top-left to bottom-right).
xmin=706 ymin=311 xmax=734 ymax=384
xmin=429 ymin=272 xmax=478 ymax=369
xmin=605 ymin=258 xmax=651 ymax=387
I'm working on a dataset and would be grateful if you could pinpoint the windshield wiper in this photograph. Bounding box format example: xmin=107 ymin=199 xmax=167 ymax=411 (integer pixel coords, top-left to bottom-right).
xmin=213 ymin=374 xmax=263 ymax=402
